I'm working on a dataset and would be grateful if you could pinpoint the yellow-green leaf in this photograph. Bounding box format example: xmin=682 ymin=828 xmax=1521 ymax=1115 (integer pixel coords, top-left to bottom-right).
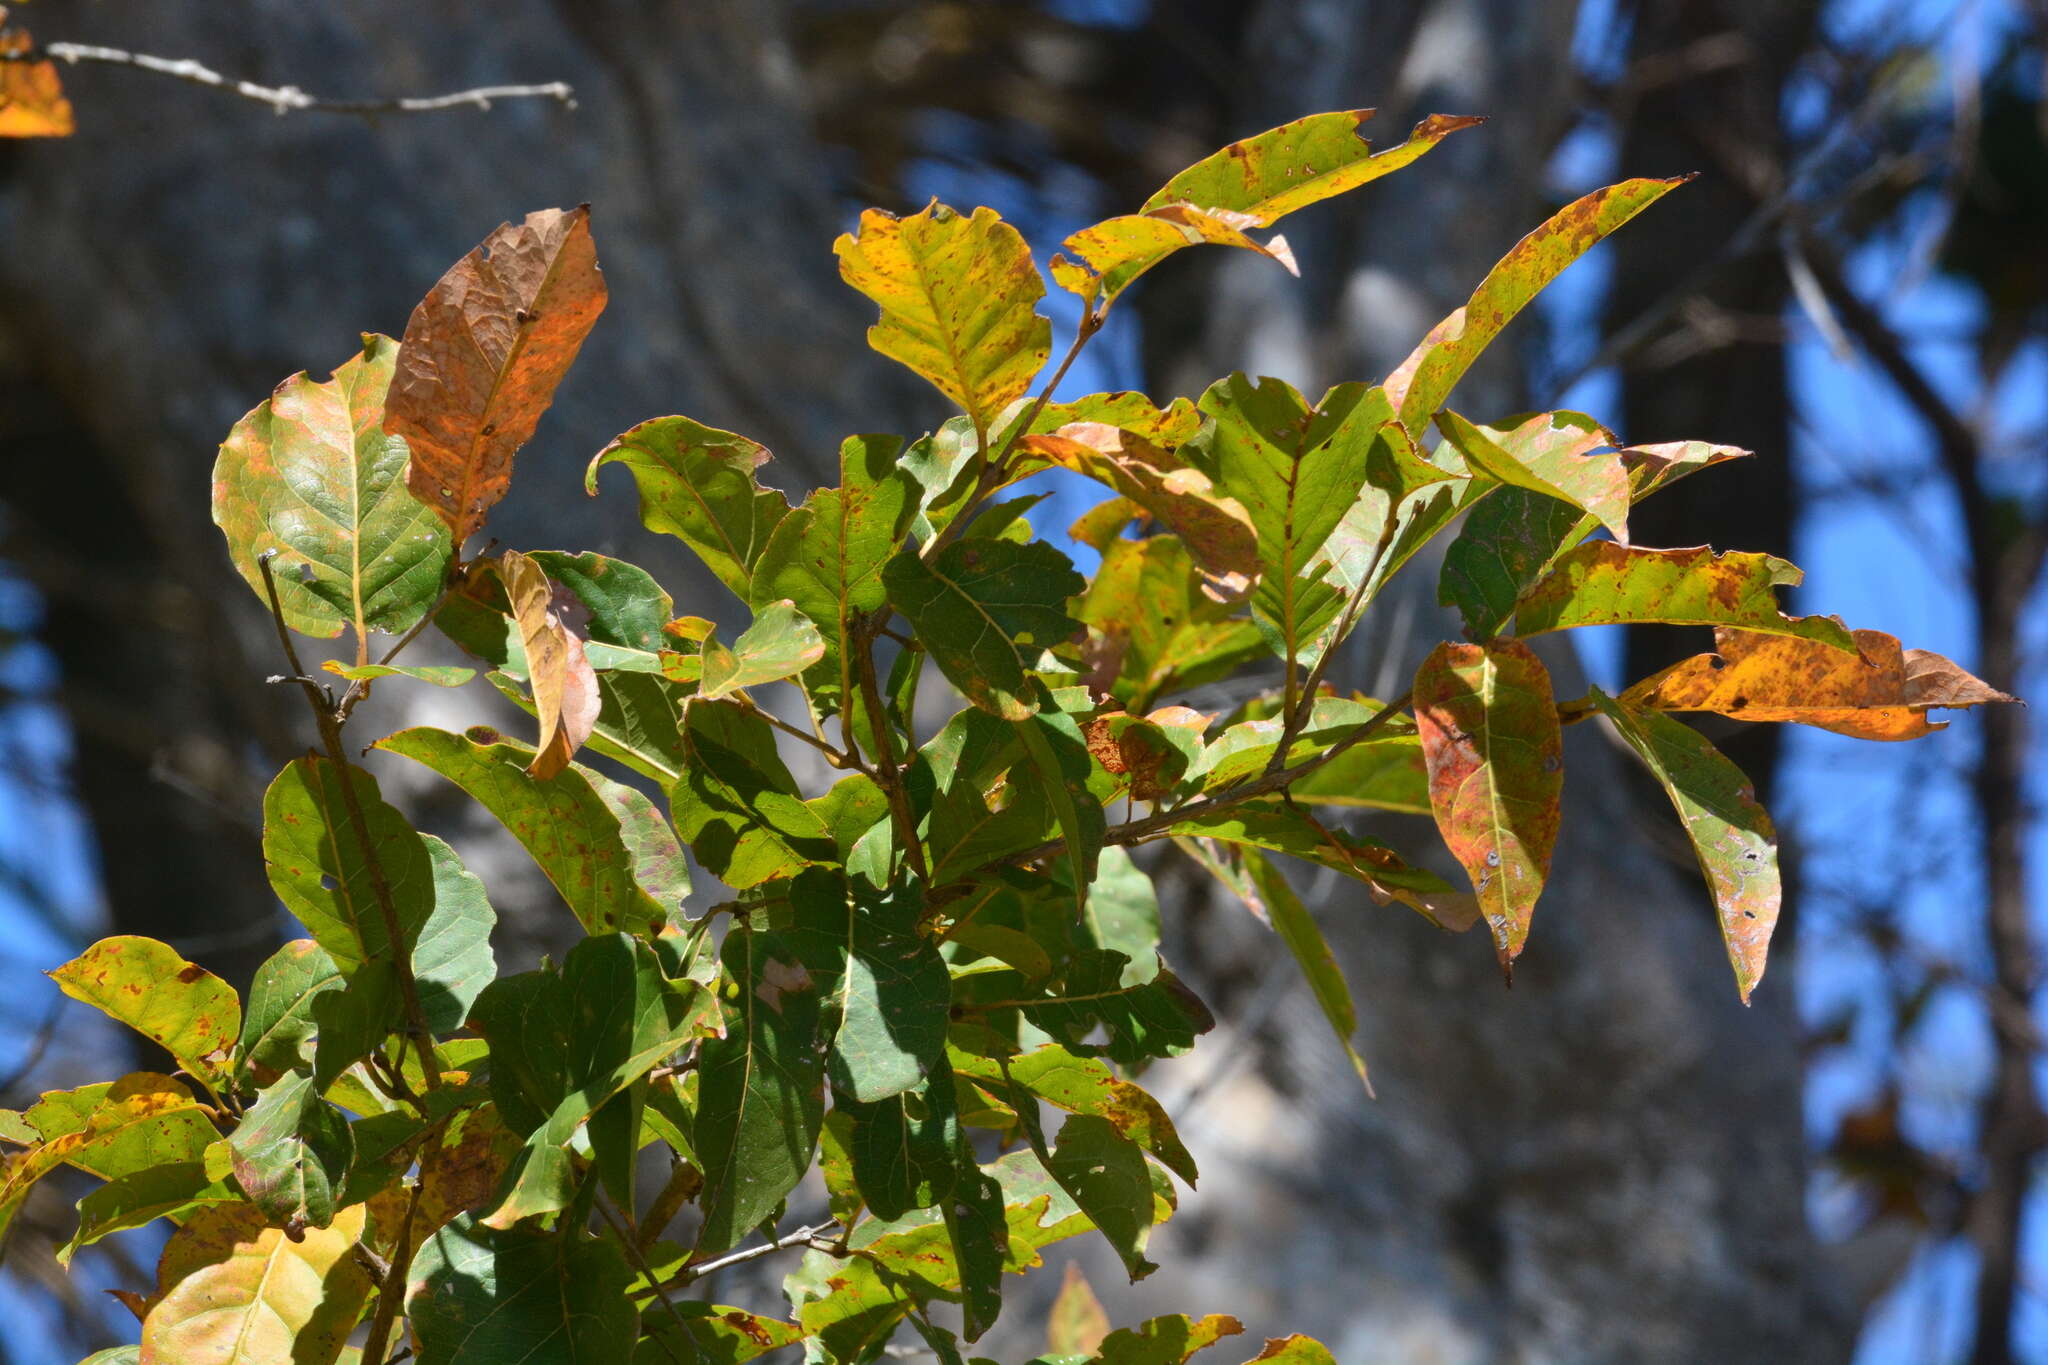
xmin=835 ymin=201 xmax=1051 ymax=435
xmin=1436 ymin=410 xmax=1631 ymax=545
xmin=141 ymin=1203 xmax=373 ymax=1365
xmin=1051 ymin=204 xmax=1297 ymax=311
xmin=698 ymin=600 xmax=828 ymax=701
xmin=0 ymin=1074 xmax=217 ymax=1243
xmin=49 ymin=937 xmax=239 ymax=1089
xmin=1512 ymin=543 xmax=1857 ymax=649
xmin=586 ymin=415 xmax=792 ymax=602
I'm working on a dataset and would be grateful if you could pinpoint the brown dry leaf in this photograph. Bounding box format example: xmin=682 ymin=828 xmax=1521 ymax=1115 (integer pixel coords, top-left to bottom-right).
xmin=1622 ymin=626 xmax=2016 ymax=741
xmin=388 ymin=206 xmax=607 ymax=544
xmin=499 ymin=550 xmax=598 ymax=777
xmin=0 ymin=18 xmax=73 ymax=138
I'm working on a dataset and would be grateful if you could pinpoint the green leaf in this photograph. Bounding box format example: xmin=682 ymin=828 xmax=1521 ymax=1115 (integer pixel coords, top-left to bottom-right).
xmin=694 ymin=923 xmax=828 ymax=1253
xmin=1014 ymin=708 xmax=1107 ymax=915
xmin=885 ymin=540 xmax=1084 ymax=722
xmin=1240 ymin=851 xmax=1371 ymax=1095
xmin=528 ymin=548 xmax=675 ymax=662
xmin=211 ymin=332 xmax=451 ymax=640
xmin=49 ymin=936 xmax=239 ymax=1089
xmin=632 ymin=1302 xmax=807 ymax=1365
xmin=798 ymin=876 xmax=952 ymax=1105
xmin=699 ymin=600 xmax=828 ymax=701
xmin=471 ymin=933 xmax=714 ymax=1226
xmin=835 ymin=202 xmax=1051 ymax=435
xmin=1386 ymin=177 xmax=1689 ymax=430
xmin=1435 ymin=410 xmax=1630 ymax=544
xmin=319 ymin=661 xmax=475 ymax=686
xmin=1281 ymin=738 xmax=1430 ymax=815
xmin=1511 ymin=543 xmax=1858 ymax=650
xmin=1069 ymin=847 xmax=1162 ymax=989
xmin=950 ymin=1043 xmax=1195 ymax=1184
xmin=407 ymin=1215 xmax=637 ymax=1364
xmin=141 ymin=1203 xmax=373 ymax=1365
xmin=840 ymin=1056 xmax=960 ymax=1221
xmin=1076 ymin=537 xmax=1266 ymax=711
xmin=945 ymin=1165 xmax=1009 ymax=1341
xmin=1003 ymin=952 xmax=1214 ymax=1067
xmin=1586 ymin=691 xmax=1781 ymax=1003
xmin=1229 ymin=1337 xmax=1337 ymax=1365
xmin=751 ymin=433 xmax=918 ymax=718
xmin=1142 ymin=110 xmax=1481 ymax=224
xmin=1437 ymin=486 xmax=1588 ymax=641
xmin=262 ymin=756 xmax=433 ymax=972
xmin=229 ymin=1070 xmax=354 ymax=1230
xmin=1051 ymin=206 xmax=1296 ymax=312
xmin=1191 ymin=377 xmax=1388 ymax=663
xmin=1090 ymin=1314 xmax=1245 ymax=1364
xmin=1044 ymin=1113 xmax=1164 ymax=1281
xmin=375 ymin=726 xmax=682 ymax=936
xmin=309 ymin=959 xmax=399 ymax=1091
xmin=0 ymin=1074 xmax=218 ymax=1242
xmin=670 ymin=699 xmax=837 ymax=888
xmin=62 ymin=1155 xmax=239 ymax=1263
xmin=587 ymin=415 xmax=792 ymax=601
xmin=1184 ymin=696 xmax=1405 ymax=793
xmin=1413 ymin=640 xmax=1564 ymax=967
xmin=412 ymin=834 xmax=500 ymax=1033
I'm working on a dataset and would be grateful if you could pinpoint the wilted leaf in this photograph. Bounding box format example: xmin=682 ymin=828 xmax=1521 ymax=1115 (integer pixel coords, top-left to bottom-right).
xmin=835 ymin=201 xmax=1051 ymax=434
xmin=141 ymin=1203 xmax=372 ymax=1365
xmin=699 ymin=600 xmax=828 ymax=701
xmin=49 ymin=937 xmax=239 ymax=1089
xmin=1023 ymin=423 xmax=1259 ymax=599
xmin=407 ymin=1216 xmax=636 ymax=1364
xmin=1512 ymin=543 xmax=1856 ymax=649
xmin=497 ymin=548 xmax=599 ymax=777
xmin=1436 ymin=410 xmax=1630 ymax=545
xmin=376 ymin=726 xmax=684 ymax=936
xmin=587 ymin=415 xmax=792 ymax=601
xmin=0 ymin=22 xmax=72 ymax=137
xmin=885 ymin=540 xmax=1084 ymax=721
xmin=1386 ymin=177 xmax=1689 ymax=429
xmin=694 ymin=924 xmax=827 ymax=1253
xmin=1142 ymin=109 xmax=1480 ymax=225
xmin=1413 ymin=640 xmax=1563 ymax=966
xmin=229 ymin=1071 xmax=354 ymax=1231
xmin=1241 ymin=852 xmax=1371 ymax=1095
xmin=388 ymin=206 xmax=608 ymax=543
xmin=1586 ymin=691 xmax=1780 ymax=1003
xmin=1621 ymin=626 xmax=2015 ymax=740
xmin=213 ymin=333 xmax=451 ymax=639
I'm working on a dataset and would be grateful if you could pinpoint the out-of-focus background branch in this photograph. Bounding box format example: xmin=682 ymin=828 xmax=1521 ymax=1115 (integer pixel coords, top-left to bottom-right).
xmin=0 ymin=2 xmax=2040 ymax=1361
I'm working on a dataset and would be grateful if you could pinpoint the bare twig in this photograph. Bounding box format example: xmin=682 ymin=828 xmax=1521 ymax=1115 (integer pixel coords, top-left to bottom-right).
xmin=652 ymin=1220 xmax=841 ymax=1293
xmin=4 ymin=43 xmax=575 ymax=118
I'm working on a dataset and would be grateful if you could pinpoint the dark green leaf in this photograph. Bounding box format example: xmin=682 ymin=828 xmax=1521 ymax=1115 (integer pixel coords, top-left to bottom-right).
xmin=587 ymin=415 xmax=792 ymax=601
xmin=670 ymin=699 xmax=836 ymax=888
xmin=261 ymin=756 xmax=432 ymax=972
xmin=885 ymin=540 xmax=1084 ymax=722
xmin=841 ymin=1056 xmax=961 ymax=1221
xmin=229 ymin=1071 xmax=354 ymax=1230
xmin=407 ymin=1216 xmax=637 ymax=1364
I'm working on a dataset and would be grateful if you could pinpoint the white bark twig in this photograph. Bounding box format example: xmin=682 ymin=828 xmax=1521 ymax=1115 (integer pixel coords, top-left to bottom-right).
xmin=0 ymin=42 xmax=574 ymax=117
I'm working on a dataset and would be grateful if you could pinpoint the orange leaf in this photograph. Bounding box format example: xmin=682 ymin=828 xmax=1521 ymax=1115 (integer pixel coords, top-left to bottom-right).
xmin=498 ymin=550 xmax=598 ymax=778
xmin=1621 ymin=627 xmax=2016 ymax=741
xmin=387 ymin=206 xmax=608 ymax=543
xmin=0 ymin=22 xmax=72 ymax=138
xmin=1414 ymin=640 xmax=1563 ymax=967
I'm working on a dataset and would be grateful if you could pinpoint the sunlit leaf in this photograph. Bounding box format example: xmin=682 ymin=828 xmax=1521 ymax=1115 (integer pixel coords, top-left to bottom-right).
xmin=1620 ymin=626 xmax=2014 ymax=740
xmin=1090 ymin=1313 xmax=1245 ymax=1364
xmin=1076 ymin=537 xmax=1265 ymax=711
xmin=49 ymin=937 xmax=239 ymax=1089
xmin=229 ymin=1071 xmax=354 ymax=1231
xmin=951 ymin=1044 xmax=1195 ymax=1184
xmin=1512 ymin=543 xmax=1856 ymax=649
xmin=588 ymin=415 xmax=792 ymax=601
xmin=1386 ymin=177 xmax=1690 ymax=429
xmin=377 ymin=726 xmax=684 ymax=936
xmin=263 ymin=756 xmax=434 ymax=972
xmin=670 ymin=699 xmax=836 ymax=888
xmin=698 ymin=600 xmax=828 ymax=701
xmin=835 ymin=201 xmax=1051 ymax=434
xmin=0 ymin=22 xmax=72 ymax=137
xmin=1435 ymin=410 xmax=1630 ymax=545
xmin=61 ymin=1154 xmax=240 ymax=1264
xmin=497 ymin=548 xmax=599 ymax=777
xmin=1235 ymin=1336 xmax=1339 ymax=1364
xmin=0 ymin=1074 xmax=217 ymax=1243
xmin=632 ymin=1302 xmax=807 ymax=1365
xmin=1585 ymin=690 xmax=1780 ymax=1003
xmin=141 ymin=1203 xmax=372 ymax=1365
xmin=388 ymin=206 xmax=608 ymax=543
xmin=212 ymin=333 xmax=451 ymax=639
xmin=886 ymin=540 xmax=1084 ymax=722
xmin=1413 ymin=640 xmax=1563 ymax=967
xmin=1051 ymin=204 xmax=1297 ymax=311
xmin=319 ymin=660 xmax=474 ymax=686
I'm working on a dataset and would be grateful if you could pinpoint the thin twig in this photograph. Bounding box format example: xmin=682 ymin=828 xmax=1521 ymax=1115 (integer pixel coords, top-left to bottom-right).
xmin=598 ymin=1196 xmax=690 ymax=1360
xmin=852 ymin=615 xmax=930 ymax=884
xmin=5 ymin=43 xmax=575 ymax=117
xmin=743 ymin=695 xmax=869 ymax=774
xmin=652 ymin=1220 xmax=841 ymax=1293
xmin=358 ymin=1181 xmax=422 ymax=1365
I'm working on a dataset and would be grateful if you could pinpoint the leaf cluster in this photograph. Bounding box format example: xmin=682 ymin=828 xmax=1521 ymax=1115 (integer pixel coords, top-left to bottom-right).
xmin=9 ymin=109 xmax=2013 ymax=1365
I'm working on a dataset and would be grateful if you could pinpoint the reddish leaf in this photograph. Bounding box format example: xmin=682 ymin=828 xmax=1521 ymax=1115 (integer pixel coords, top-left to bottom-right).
xmin=387 ymin=207 xmax=608 ymax=543
xmin=497 ymin=550 xmax=598 ymax=778
xmin=1413 ymin=640 xmax=1563 ymax=967
xmin=1621 ymin=627 xmax=2017 ymax=740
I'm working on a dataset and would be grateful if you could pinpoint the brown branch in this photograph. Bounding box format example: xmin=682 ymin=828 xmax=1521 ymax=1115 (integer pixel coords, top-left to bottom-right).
xmin=358 ymin=1180 xmax=422 ymax=1365
xmin=5 ymin=43 xmax=575 ymax=117
xmin=851 ymin=613 xmax=930 ymax=885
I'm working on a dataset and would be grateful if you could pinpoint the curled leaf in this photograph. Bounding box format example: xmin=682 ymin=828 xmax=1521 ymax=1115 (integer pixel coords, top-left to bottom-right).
xmin=498 ymin=549 xmax=598 ymax=778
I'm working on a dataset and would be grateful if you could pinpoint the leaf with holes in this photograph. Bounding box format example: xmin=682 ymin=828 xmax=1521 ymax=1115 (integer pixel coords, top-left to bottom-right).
xmin=1413 ymin=640 xmax=1563 ymax=967
xmin=213 ymin=333 xmax=451 ymax=639
xmin=835 ymin=201 xmax=1050 ymax=434
xmin=388 ymin=206 xmax=607 ymax=543
xmin=1587 ymin=690 xmax=1780 ymax=1003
